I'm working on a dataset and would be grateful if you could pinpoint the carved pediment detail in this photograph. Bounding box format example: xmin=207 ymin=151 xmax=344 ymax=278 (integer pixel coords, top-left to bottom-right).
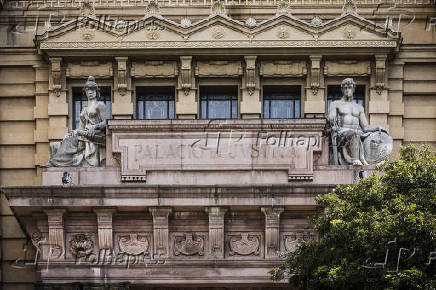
xmin=36 ymin=10 xmax=400 ymax=52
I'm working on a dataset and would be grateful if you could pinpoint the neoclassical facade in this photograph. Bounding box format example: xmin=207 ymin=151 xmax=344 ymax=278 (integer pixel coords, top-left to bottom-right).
xmin=0 ymin=0 xmax=435 ymax=288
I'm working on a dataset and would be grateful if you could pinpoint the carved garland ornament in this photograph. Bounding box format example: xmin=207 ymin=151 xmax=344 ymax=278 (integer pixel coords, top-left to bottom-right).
xmin=118 ymin=234 xmax=149 ymax=255
xmin=174 ymin=233 xmax=204 ymax=256
xmin=229 ymin=233 xmax=260 ymax=256
xmin=70 ymin=234 xmax=94 ymax=258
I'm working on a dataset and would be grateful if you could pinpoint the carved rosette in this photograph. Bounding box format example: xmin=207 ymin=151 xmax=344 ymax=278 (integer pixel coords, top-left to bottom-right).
xmin=69 ymin=234 xmax=94 ymax=258
xmin=118 ymin=234 xmax=149 ymax=255
xmin=229 ymin=233 xmax=260 ymax=256
xmin=174 ymin=233 xmax=205 ymax=256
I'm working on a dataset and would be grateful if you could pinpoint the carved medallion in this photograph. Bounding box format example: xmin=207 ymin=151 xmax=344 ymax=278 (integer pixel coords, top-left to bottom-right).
xmin=343 ymin=25 xmax=357 ymax=39
xmin=229 ymin=233 xmax=260 ymax=256
xmin=118 ymin=234 xmax=149 ymax=255
xmin=174 ymin=233 xmax=204 ymax=256
xmin=70 ymin=234 xmax=94 ymax=258
xmin=277 ymin=27 xmax=290 ymax=39
xmin=283 ymin=231 xmax=317 ymax=252
xmin=212 ymin=27 xmax=225 ymax=39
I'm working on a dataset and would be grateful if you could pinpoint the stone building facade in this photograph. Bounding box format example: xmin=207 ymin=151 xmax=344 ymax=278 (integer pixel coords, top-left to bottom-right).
xmin=0 ymin=0 xmax=435 ymax=288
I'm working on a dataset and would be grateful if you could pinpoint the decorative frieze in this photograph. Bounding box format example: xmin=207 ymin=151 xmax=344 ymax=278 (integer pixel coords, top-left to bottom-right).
xmin=131 ymin=61 xmax=178 ymax=78
xmin=66 ymin=61 xmax=113 ymax=78
xmin=205 ymin=207 xmax=227 ymax=259
xmin=149 ymin=207 xmax=172 ymax=258
xmin=261 ymin=207 xmax=284 ymax=259
xmin=259 ymin=60 xmax=307 ymax=77
xmin=324 ymin=60 xmax=371 ymax=76
xmin=118 ymin=233 xmax=150 ymax=255
xmin=195 ymin=60 xmax=243 ymax=78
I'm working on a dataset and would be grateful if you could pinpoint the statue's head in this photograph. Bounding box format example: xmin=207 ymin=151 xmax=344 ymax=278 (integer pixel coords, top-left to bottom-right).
xmin=82 ymin=76 xmax=100 ymax=100
xmin=341 ymin=78 xmax=355 ymax=101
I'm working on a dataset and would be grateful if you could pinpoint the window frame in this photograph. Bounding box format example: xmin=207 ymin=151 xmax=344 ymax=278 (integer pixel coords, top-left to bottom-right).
xmin=135 ymin=85 xmax=176 ymax=120
xmin=198 ymin=83 xmax=239 ymax=120
xmin=262 ymin=85 xmax=302 ymax=119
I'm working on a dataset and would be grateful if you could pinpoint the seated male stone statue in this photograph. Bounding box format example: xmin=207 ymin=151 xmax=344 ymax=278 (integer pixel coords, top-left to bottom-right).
xmin=328 ymin=78 xmax=393 ymax=166
xmin=43 ymin=76 xmax=107 ymax=167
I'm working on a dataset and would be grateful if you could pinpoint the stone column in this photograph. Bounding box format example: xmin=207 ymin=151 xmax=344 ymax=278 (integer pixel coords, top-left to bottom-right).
xmin=112 ymin=57 xmax=133 ymax=119
xmin=48 ymin=57 xmax=68 ymax=141
xmin=241 ymin=56 xmax=261 ymax=119
xmin=149 ymin=207 xmax=172 ymax=259
xmin=176 ymin=56 xmax=197 ymax=119
xmin=261 ymin=207 xmax=284 ymax=259
xmin=304 ymin=55 xmax=325 ymax=118
xmin=43 ymin=209 xmax=66 ymax=259
xmin=205 ymin=207 xmax=227 ymax=259
xmin=94 ymin=208 xmax=116 ymax=250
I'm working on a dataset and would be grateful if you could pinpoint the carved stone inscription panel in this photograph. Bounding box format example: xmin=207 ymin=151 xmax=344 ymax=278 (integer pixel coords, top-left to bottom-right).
xmin=109 ymin=120 xmax=324 ymax=182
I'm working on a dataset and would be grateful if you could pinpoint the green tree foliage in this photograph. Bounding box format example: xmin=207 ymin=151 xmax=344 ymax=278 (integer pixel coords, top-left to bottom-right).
xmin=271 ymin=145 xmax=436 ymax=289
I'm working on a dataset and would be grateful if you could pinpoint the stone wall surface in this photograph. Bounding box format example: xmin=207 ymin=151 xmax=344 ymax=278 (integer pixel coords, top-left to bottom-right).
xmin=0 ymin=0 xmax=435 ymax=288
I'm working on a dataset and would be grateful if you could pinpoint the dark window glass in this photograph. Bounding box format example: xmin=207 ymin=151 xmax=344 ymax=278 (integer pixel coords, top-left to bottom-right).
xmin=263 ymin=85 xmax=301 ymax=119
xmin=72 ymin=86 xmax=111 ymax=130
xmin=327 ymin=85 xmax=365 ymax=112
xmin=200 ymin=86 xmax=238 ymax=119
xmin=136 ymin=86 xmax=175 ymax=119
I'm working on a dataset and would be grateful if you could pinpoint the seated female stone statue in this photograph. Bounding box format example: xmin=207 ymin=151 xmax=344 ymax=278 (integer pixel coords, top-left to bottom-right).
xmin=43 ymin=76 xmax=107 ymax=167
